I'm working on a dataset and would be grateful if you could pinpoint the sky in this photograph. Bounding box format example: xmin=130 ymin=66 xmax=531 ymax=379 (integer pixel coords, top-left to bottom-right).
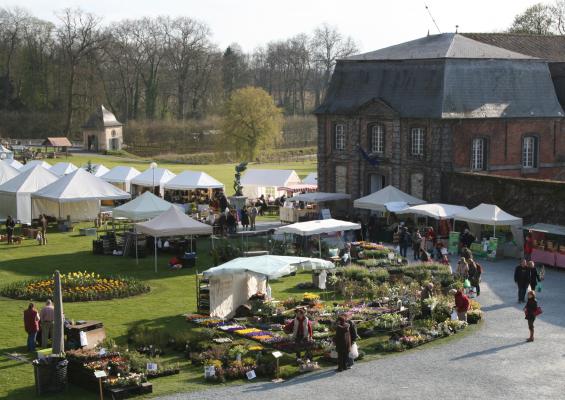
xmin=3 ymin=0 xmax=541 ymax=52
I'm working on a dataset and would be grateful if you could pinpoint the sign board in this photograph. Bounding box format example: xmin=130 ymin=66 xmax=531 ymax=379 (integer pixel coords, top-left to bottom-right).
xmin=79 ymin=331 xmax=88 ymax=347
xmin=272 ymin=351 xmax=283 ymax=359
xmin=204 ymin=366 xmax=215 ymax=378
xmin=321 ymin=209 xmax=331 ymax=220
xmin=448 ymin=232 xmax=460 ymax=255
xmin=94 ymin=370 xmax=107 ymax=379
xmin=246 ymin=370 xmax=256 ymax=380
xmin=147 ymin=363 xmax=158 ymax=372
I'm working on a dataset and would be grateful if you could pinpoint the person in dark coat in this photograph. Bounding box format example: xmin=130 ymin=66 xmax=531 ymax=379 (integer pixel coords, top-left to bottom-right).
xmin=334 ymin=315 xmax=351 ymax=372
xmin=240 ymin=207 xmax=250 ymax=231
xmin=468 ymin=259 xmax=482 ymax=296
xmin=524 ymin=290 xmax=539 ymax=342
xmin=23 ymin=303 xmax=40 ymax=352
xmin=367 ymin=214 xmax=378 ymax=243
xmin=399 ymin=227 xmax=411 ymax=258
xmin=6 ymin=215 xmax=15 ymax=244
xmin=346 ymin=317 xmax=359 ymax=368
xmin=412 ymin=229 xmax=422 ymax=260
xmin=527 ymin=261 xmax=540 ymax=292
xmin=460 ymin=228 xmax=475 ymax=250
xmin=514 ymin=259 xmax=530 ymax=303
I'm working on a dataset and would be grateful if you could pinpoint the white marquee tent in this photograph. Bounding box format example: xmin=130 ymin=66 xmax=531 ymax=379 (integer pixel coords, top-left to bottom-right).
xmin=241 ymin=169 xmax=301 ymax=199
xmin=82 ymin=163 xmax=110 ymax=177
xmin=0 ymin=160 xmax=19 ymax=185
xmin=353 ymin=185 xmax=425 ymax=212
xmin=0 ymin=165 xmax=59 ymax=224
xmin=101 ymin=166 xmax=141 ymax=192
xmin=164 ymin=170 xmax=224 ymax=190
xmin=4 ymin=158 xmax=23 ymax=170
xmin=302 ymin=172 xmax=317 ymax=185
xmin=0 ymin=144 xmax=14 ymax=160
xmin=50 ymin=162 xmax=78 ymax=177
xmin=396 ymin=203 xmax=469 ymax=219
xmin=20 ymin=160 xmax=51 ymax=172
xmin=131 ymin=167 xmax=176 ymax=197
xmin=277 ymin=218 xmax=361 ymax=236
xmin=113 ymin=191 xmax=177 ymax=220
xmin=203 ymin=255 xmax=334 ymax=318
xmin=32 ymin=168 xmax=131 ymax=221
xmin=287 ymin=192 xmax=350 ymax=203
xmin=135 ymin=205 xmax=213 ymax=271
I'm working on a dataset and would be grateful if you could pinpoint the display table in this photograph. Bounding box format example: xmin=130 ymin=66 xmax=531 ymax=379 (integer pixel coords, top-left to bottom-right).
xmin=65 ymin=321 xmax=106 ymax=350
xmin=279 ymin=207 xmax=317 ymax=223
xmin=531 ymin=248 xmax=555 ymax=266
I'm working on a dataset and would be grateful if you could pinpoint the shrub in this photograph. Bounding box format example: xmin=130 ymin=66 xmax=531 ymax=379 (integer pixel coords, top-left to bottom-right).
xmin=467 ymin=310 xmax=483 ymax=324
xmin=361 ymin=249 xmax=391 ymax=259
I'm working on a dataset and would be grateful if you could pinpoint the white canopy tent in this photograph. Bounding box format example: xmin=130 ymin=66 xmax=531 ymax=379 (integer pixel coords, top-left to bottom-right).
xmin=0 ymin=166 xmax=59 ymax=224
xmin=50 ymin=162 xmax=78 ymax=177
xmin=131 ymin=167 xmax=176 ymax=197
xmin=353 ymin=185 xmax=426 ymax=212
xmin=0 ymin=144 xmax=14 ymax=160
xmin=101 ymin=166 xmax=141 ymax=192
xmin=4 ymin=158 xmax=23 ymax=170
xmin=32 ymin=168 xmax=131 ymax=221
xmin=164 ymin=170 xmax=224 ymax=190
xmin=113 ymin=191 xmax=177 ymax=220
xmin=0 ymin=160 xmax=19 ymax=185
xmin=302 ymin=172 xmax=317 ymax=185
xmin=287 ymin=192 xmax=350 ymax=203
xmin=203 ymin=255 xmax=334 ymax=318
xmin=82 ymin=163 xmax=110 ymax=177
xmin=135 ymin=205 xmax=213 ymax=271
xmin=20 ymin=160 xmax=51 ymax=172
xmin=396 ymin=203 xmax=469 ymax=219
xmin=241 ymin=169 xmax=301 ymax=199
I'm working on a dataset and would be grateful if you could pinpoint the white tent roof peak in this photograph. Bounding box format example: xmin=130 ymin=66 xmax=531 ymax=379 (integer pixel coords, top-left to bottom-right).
xmin=0 ymin=160 xmax=19 ymax=185
xmin=203 ymin=255 xmax=335 ymax=279
xmin=135 ymin=205 xmax=213 ymax=237
xmin=4 ymin=159 xmax=23 ymax=170
xmin=32 ymin=168 xmax=131 ymax=202
xmin=131 ymin=167 xmax=176 ymax=187
xmin=20 ymin=160 xmax=51 ymax=172
xmin=353 ymin=185 xmax=426 ymax=211
xmin=50 ymin=162 xmax=78 ymax=176
xmin=287 ymin=192 xmax=350 ymax=203
xmin=277 ymin=218 xmax=361 ymax=236
xmin=396 ymin=203 xmax=469 ymax=219
xmin=454 ymin=203 xmax=522 ymax=225
xmin=101 ymin=165 xmax=141 ymax=183
xmin=164 ymin=170 xmax=224 ymax=190
xmin=113 ymin=191 xmax=177 ymax=220
xmin=82 ymin=163 xmax=110 ymax=177
xmin=302 ymin=172 xmax=318 ymax=185
xmin=0 ymin=165 xmax=58 ymax=193
xmin=241 ymin=169 xmax=301 ymax=187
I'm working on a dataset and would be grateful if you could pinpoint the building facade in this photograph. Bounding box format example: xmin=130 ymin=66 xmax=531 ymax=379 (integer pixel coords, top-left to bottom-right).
xmin=315 ymin=33 xmax=565 ymax=203
xmin=82 ymin=105 xmax=124 ymax=152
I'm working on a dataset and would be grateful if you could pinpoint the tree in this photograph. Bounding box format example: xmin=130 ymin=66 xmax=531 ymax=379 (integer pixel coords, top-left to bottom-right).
xmin=222 ymin=44 xmax=248 ymax=99
xmin=56 ymin=8 xmax=104 ymax=135
xmin=509 ymin=3 xmax=555 ymax=34
xmin=222 ymin=87 xmax=282 ymax=161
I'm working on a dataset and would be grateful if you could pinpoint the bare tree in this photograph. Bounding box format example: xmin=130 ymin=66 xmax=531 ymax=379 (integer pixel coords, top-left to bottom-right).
xmin=56 ymin=8 xmax=104 ymax=135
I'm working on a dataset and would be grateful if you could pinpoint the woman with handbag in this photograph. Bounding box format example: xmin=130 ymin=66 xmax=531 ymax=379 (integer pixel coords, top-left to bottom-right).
xmin=334 ymin=315 xmax=351 ymax=372
xmin=524 ymin=290 xmax=541 ymax=342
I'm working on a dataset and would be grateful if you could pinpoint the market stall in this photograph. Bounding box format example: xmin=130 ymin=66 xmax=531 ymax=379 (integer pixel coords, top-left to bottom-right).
xmin=135 ymin=205 xmax=213 ymax=272
xmin=31 ymin=168 xmax=131 ymax=221
xmin=100 ymin=166 xmax=141 ymax=192
xmin=50 ymin=162 xmax=78 ymax=177
xmin=240 ymin=169 xmax=301 ymax=199
xmin=281 ymin=192 xmax=350 ymax=223
xmin=454 ymin=203 xmax=523 ymax=259
xmin=163 ymin=170 xmax=224 ymax=206
xmin=113 ymin=191 xmax=177 ymax=221
xmin=130 ymin=167 xmax=176 ymax=197
xmin=353 ymin=185 xmax=425 ymax=212
xmin=202 ymin=255 xmax=334 ymax=318
xmin=0 ymin=160 xmax=19 ymax=185
xmin=525 ymin=223 xmax=565 ymax=268
xmin=0 ymin=165 xmax=59 ymax=224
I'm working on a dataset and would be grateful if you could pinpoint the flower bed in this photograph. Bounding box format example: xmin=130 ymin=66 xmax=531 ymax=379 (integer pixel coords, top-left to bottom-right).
xmin=0 ymin=271 xmax=150 ymax=302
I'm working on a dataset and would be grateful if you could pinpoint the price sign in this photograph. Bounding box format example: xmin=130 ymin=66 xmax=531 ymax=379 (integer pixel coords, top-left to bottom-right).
xmin=204 ymin=365 xmax=215 ymax=378
xmin=272 ymin=351 xmax=283 ymax=359
xmin=246 ymin=370 xmax=256 ymax=380
xmin=147 ymin=362 xmax=158 ymax=372
xmin=94 ymin=370 xmax=107 ymax=379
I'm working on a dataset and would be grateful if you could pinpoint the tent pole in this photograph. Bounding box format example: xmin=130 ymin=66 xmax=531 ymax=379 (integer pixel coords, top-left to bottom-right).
xmin=135 ymin=230 xmax=139 ymax=265
xmin=154 ymin=236 xmax=158 ymax=273
xmin=318 ymin=234 xmax=322 ymax=258
xmin=191 ymin=235 xmax=193 ymax=252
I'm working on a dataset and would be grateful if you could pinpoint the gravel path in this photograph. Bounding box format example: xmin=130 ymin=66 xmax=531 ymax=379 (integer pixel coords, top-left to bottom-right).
xmin=160 ymin=259 xmax=565 ymax=400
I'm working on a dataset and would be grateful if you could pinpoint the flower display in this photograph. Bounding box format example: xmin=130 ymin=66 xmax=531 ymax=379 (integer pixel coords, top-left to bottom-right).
xmin=0 ymin=271 xmax=149 ymax=302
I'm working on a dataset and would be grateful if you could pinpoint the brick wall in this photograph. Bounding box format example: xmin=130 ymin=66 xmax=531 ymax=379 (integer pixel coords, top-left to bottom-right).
xmin=442 ymin=172 xmax=565 ymax=225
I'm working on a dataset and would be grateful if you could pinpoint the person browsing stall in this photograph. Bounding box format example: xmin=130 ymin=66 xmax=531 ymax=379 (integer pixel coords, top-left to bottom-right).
xmin=284 ymin=308 xmax=313 ymax=362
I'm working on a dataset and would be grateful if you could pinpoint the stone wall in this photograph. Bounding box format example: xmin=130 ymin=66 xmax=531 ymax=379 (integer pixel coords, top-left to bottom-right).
xmin=442 ymin=172 xmax=565 ymax=225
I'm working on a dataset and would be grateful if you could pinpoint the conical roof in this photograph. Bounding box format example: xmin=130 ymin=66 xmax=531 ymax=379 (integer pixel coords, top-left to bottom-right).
xmin=82 ymin=105 xmax=122 ymax=129
xmin=113 ymin=191 xmax=176 ymax=220
xmin=135 ymin=205 xmax=213 ymax=236
xmin=50 ymin=162 xmax=78 ymax=177
xmin=101 ymin=166 xmax=141 ymax=183
xmin=131 ymin=167 xmax=176 ymax=187
xmin=0 ymin=160 xmax=19 ymax=185
xmin=32 ymin=168 xmax=131 ymax=202
xmin=164 ymin=170 xmax=224 ymax=190
xmin=20 ymin=160 xmax=51 ymax=172
xmin=82 ymin=163 xmax=110 ymax=177
xmin=0 ymin=165 xmax=59 ymax=194
xmin=4 ymin=159 xmax=23 ymax=169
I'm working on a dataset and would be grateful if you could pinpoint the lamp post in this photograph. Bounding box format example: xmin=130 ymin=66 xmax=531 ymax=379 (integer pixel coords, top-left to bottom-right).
xmin=149 ymin=162 xmax=158 ymax=195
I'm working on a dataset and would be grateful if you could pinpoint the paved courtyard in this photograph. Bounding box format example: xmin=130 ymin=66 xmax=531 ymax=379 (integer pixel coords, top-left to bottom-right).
xmin=160 ymin=258 xmax=565 ymax=400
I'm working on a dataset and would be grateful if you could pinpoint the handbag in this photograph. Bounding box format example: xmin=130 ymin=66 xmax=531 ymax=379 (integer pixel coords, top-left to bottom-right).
xmin=349 ymin=343 xmax=359 ymax=359
xmin=533 ymin=306 xmax=543 ymax=317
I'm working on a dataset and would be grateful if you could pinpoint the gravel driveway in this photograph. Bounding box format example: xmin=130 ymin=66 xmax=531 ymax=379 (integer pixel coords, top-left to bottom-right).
xmin=160 ymin=258 xmax=565 ymax=400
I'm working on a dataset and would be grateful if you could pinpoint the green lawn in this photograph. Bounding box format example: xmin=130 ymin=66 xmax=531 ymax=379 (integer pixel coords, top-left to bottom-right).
xmin=49 ymin=153 xmax=316 ymax=194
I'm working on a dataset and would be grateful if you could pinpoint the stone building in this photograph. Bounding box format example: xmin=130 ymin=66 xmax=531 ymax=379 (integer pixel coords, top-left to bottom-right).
xmin=82 ymin=105 xmax=124 ymax=152
xmin=315 ymin=33 xmax=565 ymax=203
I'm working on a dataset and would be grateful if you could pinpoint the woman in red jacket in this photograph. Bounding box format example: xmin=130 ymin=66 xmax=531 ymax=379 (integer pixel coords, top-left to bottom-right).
xmin=453 ymin=288 xmax=470 ymax=322
xmin=284 ymin=308 xmax=313 ymax=362
xmin=23 ymin=303 xmax=40 ymax=352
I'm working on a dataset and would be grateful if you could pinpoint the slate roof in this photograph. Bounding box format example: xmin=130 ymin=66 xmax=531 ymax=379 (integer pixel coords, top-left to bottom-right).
xmin=346 ymin=33 xmax=535 ymax=61
xmin=82 ymin=105 xmax=122 ymax=129
xmin=317 ymin=33 xmax=564 ymax=119
xmin=462 ymin=33 xmax=565 ymax=62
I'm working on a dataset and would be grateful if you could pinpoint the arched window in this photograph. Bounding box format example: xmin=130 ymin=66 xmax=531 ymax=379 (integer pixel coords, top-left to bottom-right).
xmin=370 ymin=124 xmax=384 ymax=154
xmin=471 ymin=138 xmax=486 ymax=170
xmin=522 ymin=136 xmax=539 ymax=169
xmin=334 ymin=124 xmax=345 ymax=150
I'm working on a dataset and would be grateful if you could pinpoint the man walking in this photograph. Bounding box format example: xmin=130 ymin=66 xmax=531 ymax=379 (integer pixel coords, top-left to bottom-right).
xmin=39 ymin=300 xmax=55 ymax=347
xmin=514 ymin=259 xmax=530 ymax=303
xmin=23 ymin=303 xmax=40 ymax=352
xmin=6 ymin=215 xmax=15 ymax=244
